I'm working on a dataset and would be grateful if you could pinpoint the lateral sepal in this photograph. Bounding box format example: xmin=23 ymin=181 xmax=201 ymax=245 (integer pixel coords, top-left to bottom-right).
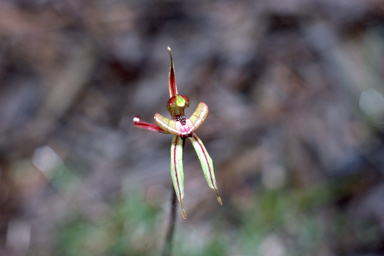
xmin=170 ymin=135 xmax=186 ymax=219
xmin=188 ymin=133 xmax=222 ymax=205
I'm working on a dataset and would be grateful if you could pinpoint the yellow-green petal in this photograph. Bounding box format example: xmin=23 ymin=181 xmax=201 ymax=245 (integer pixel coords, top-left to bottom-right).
xmin=188 ymin=133 xmax=222 ymax=205
xmin=170 ymin=135 xmax=186 ymax=219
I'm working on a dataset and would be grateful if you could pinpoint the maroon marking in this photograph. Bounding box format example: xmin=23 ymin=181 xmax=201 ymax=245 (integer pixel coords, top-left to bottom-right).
xmin=169 ymin=66 xmax=177 ymax=97
xmin=173 ymin=137 xmax=182 ymax=202
xmin=175 ymin=115 xmax=186 ymax=125
xmin=193 ymin=134 xmax=215 ymax=188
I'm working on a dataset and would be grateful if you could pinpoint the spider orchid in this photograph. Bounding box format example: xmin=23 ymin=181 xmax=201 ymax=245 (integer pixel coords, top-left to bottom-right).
xmin=133 ymin=47 xmax=222 ymax=219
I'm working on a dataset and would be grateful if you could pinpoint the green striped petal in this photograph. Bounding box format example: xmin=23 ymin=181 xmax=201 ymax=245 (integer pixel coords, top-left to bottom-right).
xmin=188 ymin=133 xmax=222 ymax=205
xmin=170 ymin=135 xmax=186 ymax=219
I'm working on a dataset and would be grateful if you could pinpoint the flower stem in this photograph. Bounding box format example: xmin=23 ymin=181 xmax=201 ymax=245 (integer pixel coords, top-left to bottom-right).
xmin=162 ymin=189 xmax=177 ymax=256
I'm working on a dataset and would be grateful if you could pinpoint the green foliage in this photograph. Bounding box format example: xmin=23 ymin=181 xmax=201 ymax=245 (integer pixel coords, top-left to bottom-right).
xmin=54 ymin=193 xmax=159 ymax=256
xmin=47 ymin=135 xmax=380 ymax=256
xmin=50 ymin=177 xmax=382 ymax=256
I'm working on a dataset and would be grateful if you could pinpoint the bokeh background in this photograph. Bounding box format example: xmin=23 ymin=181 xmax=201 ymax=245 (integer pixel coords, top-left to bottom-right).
xmin=0 ymin=0 xmax=384 ymax=255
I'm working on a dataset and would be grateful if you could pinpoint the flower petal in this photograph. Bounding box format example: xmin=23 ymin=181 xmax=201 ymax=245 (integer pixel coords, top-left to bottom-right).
xmin=170 ymin=135 xmax=186 ymax=219
xmin=167 ymin=47 xmax=178 ymax=98
xmin=132 ymin=115 xmax=169 ymax=134
xmin=188 ymin=133 xmax=222 ymax=205
xmin=188 ymin=102 xmax=209 ymax=131
xmin=154 ymin=113 xmax=179 ymax=135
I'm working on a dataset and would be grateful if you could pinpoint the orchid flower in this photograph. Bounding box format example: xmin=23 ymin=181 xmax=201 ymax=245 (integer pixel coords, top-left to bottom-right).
xmin=133 ymin=47 xmax=222 ymax=219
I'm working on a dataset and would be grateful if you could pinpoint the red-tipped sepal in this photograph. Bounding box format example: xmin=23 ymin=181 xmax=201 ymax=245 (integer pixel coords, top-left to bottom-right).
xmin=133 ymin=116 xmax=169 ymax=134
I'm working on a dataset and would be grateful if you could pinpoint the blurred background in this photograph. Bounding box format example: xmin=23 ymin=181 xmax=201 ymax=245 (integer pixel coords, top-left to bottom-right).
xmin=0 ymin=0 xmax=384 ymax=255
